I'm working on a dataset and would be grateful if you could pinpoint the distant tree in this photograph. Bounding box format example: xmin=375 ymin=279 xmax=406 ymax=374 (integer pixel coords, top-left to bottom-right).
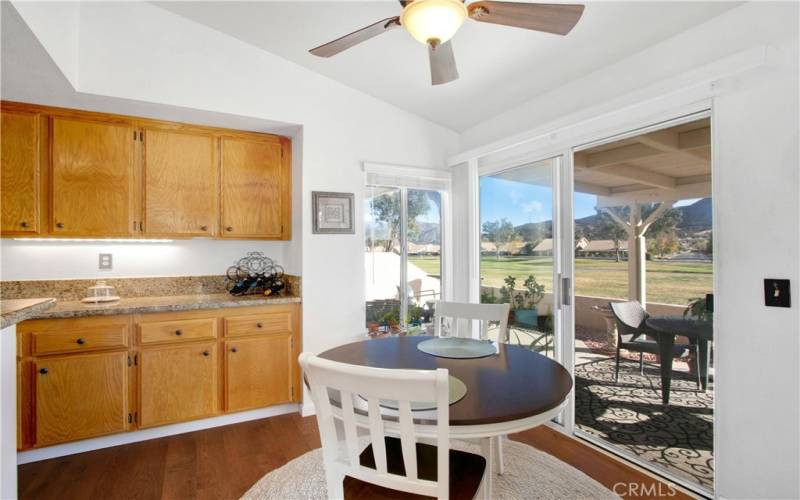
xmin=482 ymin=218 xmax=519 ymax=260
xmin=706 ymin=232 xmax=713 ymax=256
xmin=597 ymin=210 xmax=628 ymax=262
xmin=369 ymin=190 xmax=431 ymax=252
xmin=648 ymin=232 xmax=680 ymax=257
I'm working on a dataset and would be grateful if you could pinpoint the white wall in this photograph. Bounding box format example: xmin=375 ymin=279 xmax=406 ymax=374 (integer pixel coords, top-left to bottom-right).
xmin=4 ymin=2 xmax=459 ymax=363
xmin=453 ymin=3 xmax=800 ymax=498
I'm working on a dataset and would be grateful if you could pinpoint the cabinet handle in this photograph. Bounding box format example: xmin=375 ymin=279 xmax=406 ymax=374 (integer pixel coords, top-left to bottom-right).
xmin=175 ymin=330 xmax=182 ymax=336
xmin=20 ymin=221 xmax=29 ymax=228
xmin=39 ymin=368 xmax=48 ymax=375
xmin=225 ymin=226 xmax=233 ymax=232
xmin=202 ymin=350 xmax=210 ymax=357
xmin=256 ymin=323 xmax=263 ymax=328
xmin=76 ymin=338 xmax=86 ymax=345
xmin=200 ymin=225 xmax=208 ymax=232
xmin=55 ymin=222 xmax=64 ymax=229
xmin=231 ymin=347 xmax=238 ymax=353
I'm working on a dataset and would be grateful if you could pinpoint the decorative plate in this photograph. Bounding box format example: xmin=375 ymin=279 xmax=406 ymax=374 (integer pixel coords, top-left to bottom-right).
xmin=417 ymin=337 xmax=497 ymax=359
xmin=360 ymin=375 xmax=467 ymax=411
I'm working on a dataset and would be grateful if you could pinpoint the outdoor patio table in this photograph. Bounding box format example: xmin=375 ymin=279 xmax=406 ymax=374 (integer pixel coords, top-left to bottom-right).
xmin=645 ymin=316 xmax=713 ymax=406
xmin=318 ymin=335 xmax=573 ymax=495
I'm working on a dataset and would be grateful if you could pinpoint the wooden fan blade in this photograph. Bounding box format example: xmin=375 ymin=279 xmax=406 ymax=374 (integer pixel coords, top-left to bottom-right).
xmin=310 ymin=17 xmax=401 ymax=57
xmin=429 ymin=40 xmax=459 ymax=85
xmin=468 ymin=2 xmax=584 ymax=35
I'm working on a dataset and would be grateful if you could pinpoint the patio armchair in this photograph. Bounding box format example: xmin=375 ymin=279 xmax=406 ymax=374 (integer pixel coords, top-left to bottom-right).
xmin=610 ymin=301 xmax=701 ymax=388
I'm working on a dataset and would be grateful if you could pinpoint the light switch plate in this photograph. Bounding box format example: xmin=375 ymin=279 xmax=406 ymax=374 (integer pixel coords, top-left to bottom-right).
xmin=764 ymin=279 xmax=790 ymax=308
xmin=99 ymin=253 xmax=113 ymax=270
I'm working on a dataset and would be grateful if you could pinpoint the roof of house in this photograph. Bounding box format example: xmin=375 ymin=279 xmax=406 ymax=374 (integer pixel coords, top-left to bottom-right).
xmin=581 ymin=239 xmax=629 ymax=252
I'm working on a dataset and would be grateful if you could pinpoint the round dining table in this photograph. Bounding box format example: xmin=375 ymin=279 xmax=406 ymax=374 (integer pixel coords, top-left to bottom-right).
xmin=319 ymin=334 xmax=573 ymax=493
xmin=645 ymin=316 xmax=713 ymax=406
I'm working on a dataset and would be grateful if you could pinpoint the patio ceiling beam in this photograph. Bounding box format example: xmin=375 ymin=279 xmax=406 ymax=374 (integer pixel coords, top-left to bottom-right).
xmin=574 ymin=181 xmax=611 ymax=196
xmin=596 ymin=180 xmax=711 ymax=207
xmin=588 ymin=164 xmax=677 ymax=189
xmin=575 ymin=126 xmax=712 ymax=169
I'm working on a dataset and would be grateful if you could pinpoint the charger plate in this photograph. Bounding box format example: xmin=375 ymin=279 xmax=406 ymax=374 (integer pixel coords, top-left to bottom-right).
xmin=417 ymin=337 xmax=497 ymax=359
xmin=360 ymin=375 xmax=467 ymax=412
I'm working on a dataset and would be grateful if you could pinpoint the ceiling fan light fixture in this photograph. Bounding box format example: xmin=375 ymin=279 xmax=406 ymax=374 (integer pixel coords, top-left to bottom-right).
xmin=400 ymin=0 xmax=468 ymax=46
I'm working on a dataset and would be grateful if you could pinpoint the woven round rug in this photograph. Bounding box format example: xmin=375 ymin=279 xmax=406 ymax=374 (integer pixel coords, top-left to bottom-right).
xmin=241 ymin=439 xmax=618 ymax=500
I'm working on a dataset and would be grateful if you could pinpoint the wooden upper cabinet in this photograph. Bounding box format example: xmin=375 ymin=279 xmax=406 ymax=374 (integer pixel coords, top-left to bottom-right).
xmin=220 ymin=136 xmax=286 ymax=239
xmin=34 ymin=351 xmax=128 ymax=446
xmin=51 ymin=117 xmax=135 ymax=236
xmin=1 ymin=111 xmax=40 ymax=234
xmin=142 ymin=128 xmax=217 ymax=237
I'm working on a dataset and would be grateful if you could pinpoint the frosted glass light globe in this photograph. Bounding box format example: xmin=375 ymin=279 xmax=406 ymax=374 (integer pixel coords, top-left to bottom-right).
xmin=400 ymin=0 xmax=468 ymax=45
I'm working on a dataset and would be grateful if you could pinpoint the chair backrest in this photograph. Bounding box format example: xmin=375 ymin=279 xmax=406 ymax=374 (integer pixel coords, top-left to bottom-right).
xmin=610 ymin=301 xmax=649 ymax=342
xmin=433 ymin=300 xmax=510 ymax=342
xmin=299 ymin=352 xmax=450 ymax=499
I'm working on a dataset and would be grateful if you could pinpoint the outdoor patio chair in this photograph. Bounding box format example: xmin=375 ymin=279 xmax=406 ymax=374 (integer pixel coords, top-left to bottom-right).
xmin=609 ymin=301 xmax=701 ymax=388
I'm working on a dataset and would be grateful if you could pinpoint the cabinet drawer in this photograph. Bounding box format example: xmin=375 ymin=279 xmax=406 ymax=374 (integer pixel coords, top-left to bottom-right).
xmin=32 ymin=325 xmax=128 ymax=355
xmin=224 ymin=311 xmax=292 ymax=337
xmin=138 ymin=318 xmax=217 ymax=345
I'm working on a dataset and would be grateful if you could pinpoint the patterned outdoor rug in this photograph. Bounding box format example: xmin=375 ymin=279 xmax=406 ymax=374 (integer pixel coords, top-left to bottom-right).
xmin=575 ymin=357 xmax=713 ymax=490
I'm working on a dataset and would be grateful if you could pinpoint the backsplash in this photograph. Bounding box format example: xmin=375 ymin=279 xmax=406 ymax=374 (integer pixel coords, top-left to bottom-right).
xmin=1 ymin=275 xmax=301 ymax=301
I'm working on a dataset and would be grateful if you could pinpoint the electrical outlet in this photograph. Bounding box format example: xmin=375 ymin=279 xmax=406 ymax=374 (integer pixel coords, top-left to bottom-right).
xmin=99 ymin=253 xmax=113 ymax=270
xmin=764 ymin=279 xmax=790 ymax=308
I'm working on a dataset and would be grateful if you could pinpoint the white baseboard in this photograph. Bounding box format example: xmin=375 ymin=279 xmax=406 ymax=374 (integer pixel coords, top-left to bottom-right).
xmin=18 ymin=403 xmax=300 ymax=464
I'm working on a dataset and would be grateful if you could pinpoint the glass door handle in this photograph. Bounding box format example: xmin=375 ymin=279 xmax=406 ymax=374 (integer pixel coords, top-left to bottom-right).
xmin=561 ymin=276 xmax=571 ymax=306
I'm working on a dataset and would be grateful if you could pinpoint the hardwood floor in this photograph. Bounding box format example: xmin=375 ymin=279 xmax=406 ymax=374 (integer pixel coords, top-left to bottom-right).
xmin=19 ymin=413 xmax=693 ymax=500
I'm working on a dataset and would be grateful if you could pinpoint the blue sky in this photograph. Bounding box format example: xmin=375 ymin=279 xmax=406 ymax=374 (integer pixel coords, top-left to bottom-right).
xmin=480 ymin=176 xmax=700 ymax=225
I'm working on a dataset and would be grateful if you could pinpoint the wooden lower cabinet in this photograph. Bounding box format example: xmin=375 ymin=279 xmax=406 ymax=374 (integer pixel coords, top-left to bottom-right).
xmin=225 ymin=334 xmax=293 ymax=412
xmin=17 ymin=304 xmax=300 ymax=450
xmin=34 ymin=351 xmax=129 ymax=447
xmin=138 ymin=343 xmax=218 ymax=428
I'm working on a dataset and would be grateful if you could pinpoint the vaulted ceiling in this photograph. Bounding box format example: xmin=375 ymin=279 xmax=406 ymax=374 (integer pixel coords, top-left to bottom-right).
xmin=155 ymin=1 xmax=740 ymax=131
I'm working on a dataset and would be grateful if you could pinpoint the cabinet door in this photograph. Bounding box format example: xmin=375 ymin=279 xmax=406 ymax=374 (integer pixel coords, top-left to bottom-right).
xmin=143 ymin=128 xmax=217 ymax=236
xmin=220 ymin=137 xmax=283 ymax=238
xmin=51 ymin=117 xmax=135 ymax=236
xmin=138 ymin=343 xmax=217 ymax=428
xmin=35 ymin=352 xmax=128 ymax=446
xmin=1 ymin=111 xmax=40 ymax=234
xmin=225 ymin=334 xmax=292 ymax=412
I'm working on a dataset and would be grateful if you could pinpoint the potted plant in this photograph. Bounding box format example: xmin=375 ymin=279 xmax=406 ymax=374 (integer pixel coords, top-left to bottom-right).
xmin=514 ymin=275 xmax=545 ymax=328
xmin=684 ymin=296 xmax=713 ymax=322
xmin=499 ymin=275 xmax=517 ymax=323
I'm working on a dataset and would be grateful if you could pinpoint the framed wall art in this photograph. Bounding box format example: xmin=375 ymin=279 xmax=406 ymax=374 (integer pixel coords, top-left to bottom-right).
xmin=312 ymin=191 xmax=354 ymax=234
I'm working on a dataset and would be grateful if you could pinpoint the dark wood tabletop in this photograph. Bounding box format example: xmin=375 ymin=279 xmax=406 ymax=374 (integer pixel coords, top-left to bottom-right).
xmin=319 ymin=335 xmax=573 ymax=426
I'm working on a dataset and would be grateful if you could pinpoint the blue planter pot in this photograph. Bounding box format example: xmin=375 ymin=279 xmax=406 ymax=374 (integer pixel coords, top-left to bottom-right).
xmin=514 ymin=308 xmax=538 ymax=328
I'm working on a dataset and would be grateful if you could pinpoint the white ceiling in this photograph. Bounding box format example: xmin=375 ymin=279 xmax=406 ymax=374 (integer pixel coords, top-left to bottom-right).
xmin=156 ymin=1 xmax=740 ymax=132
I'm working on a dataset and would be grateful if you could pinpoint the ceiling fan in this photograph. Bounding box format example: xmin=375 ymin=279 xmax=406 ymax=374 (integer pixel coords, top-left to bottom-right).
xmin=309 ymin=0 xmax=585 ymax=85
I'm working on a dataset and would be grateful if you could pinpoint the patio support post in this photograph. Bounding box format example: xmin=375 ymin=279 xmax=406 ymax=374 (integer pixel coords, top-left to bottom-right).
xmin=628 ymin=204 xmax=645 ymax=306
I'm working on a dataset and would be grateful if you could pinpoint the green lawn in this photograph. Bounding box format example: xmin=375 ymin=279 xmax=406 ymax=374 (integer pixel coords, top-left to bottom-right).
xmin=409 ymin=255 xmax=712 ymax=306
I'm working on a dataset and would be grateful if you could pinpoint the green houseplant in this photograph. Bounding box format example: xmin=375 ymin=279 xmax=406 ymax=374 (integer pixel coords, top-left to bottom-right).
xmin=514 ymin=275 xmax=545 ymax=328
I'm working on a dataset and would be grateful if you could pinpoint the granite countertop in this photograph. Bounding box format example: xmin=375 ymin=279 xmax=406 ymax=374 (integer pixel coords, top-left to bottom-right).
xmin=32 ymin=293 xmax=302 ymax=320
xmin=1 ymin=298 xmax=57 ymax=329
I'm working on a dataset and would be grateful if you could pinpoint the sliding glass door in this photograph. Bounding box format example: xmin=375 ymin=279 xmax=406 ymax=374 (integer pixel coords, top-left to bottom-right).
xmin=478 ymin=157 xmax=563 ymax=358
xmin=365 ymin=185 xmax=444 ymax=335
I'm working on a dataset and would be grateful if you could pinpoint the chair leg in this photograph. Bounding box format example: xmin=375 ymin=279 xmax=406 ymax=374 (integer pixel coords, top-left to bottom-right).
xmin=493 ymin=436 xmax=505 ymax=475
xmin=695 ymin=346 xmax=702 ymax=390
xmin=639 ymin=352 xmax=644 ymax=375
xmin=324 ymin=469 xmax=344 ymax=500
xmin=615 ymin=346 xmax=621 ymax=383
xmin=480 ymin=438 xmax=494 ymax=500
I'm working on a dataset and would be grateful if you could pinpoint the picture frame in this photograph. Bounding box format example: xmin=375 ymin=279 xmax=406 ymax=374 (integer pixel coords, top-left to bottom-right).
xmin=312 ymin=191 xmax=355 ymax=234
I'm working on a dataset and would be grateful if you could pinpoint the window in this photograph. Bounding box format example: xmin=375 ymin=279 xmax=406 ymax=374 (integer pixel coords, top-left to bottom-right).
xmin=364 ymin=167 xmax=449 ymax=335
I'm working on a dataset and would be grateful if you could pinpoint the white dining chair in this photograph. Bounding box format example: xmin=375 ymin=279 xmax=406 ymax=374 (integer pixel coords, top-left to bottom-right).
xmin=299 ymin=352 xmax=488 ymax=500
xmin=433 ymin=301 xmax=510 ymax=342
xmin=433 ymin=301 xmax=511 ymax=477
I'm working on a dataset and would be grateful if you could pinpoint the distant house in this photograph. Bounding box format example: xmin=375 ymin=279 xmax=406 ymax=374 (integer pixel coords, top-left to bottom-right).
xmin=577 ymin=239 xmax=629 ymax=257
xmin=407 ymin=243 xmax=440 ymax=255
xmin=531 ymin=237 xmax=589 ymax=255
xmin=480 ymin=240 xmax=526 ymax=255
